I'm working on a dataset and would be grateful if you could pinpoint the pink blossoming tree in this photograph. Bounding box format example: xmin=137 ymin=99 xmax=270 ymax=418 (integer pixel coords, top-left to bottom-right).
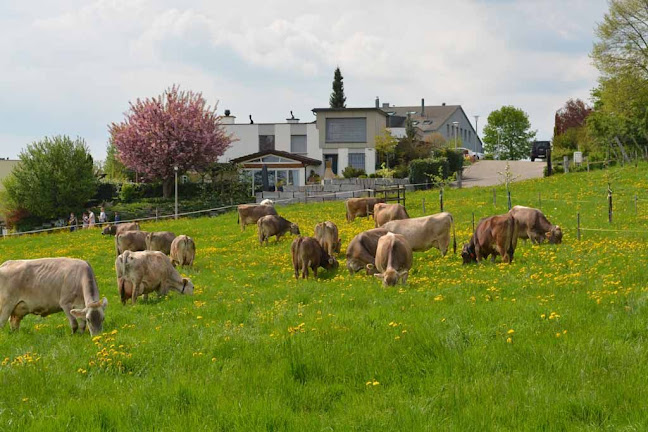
xmin=110 ymin=85 xmax=232 ymax=198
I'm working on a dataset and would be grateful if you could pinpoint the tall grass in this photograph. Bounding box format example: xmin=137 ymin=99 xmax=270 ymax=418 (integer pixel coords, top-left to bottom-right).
xmin=1 ymin=163 xmax=647 ymax=430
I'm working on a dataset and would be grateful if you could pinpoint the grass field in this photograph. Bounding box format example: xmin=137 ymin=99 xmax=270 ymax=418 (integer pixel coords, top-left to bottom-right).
xmin=1 ymin=163 xmax=648 ymax=431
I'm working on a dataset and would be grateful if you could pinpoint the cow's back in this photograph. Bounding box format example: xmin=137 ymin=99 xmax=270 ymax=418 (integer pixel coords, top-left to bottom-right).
xmin=382 ymin=213 xmax=452 ymax=251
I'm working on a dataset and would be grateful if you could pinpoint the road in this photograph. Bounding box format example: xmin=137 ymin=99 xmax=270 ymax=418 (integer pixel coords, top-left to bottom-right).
xmin=459 ymin=160 xmax=545 ymax=188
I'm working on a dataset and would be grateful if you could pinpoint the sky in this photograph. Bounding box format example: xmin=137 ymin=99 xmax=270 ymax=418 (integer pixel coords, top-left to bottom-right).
xmin=0 ymin=0 xmax=609 ymax=161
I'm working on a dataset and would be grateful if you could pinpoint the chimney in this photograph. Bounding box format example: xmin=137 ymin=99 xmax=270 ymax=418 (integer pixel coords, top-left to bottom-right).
xmin=382 ymin=102 xmax=390 ymax=108
xmin=442 ymin=102 xmax=446 ymax=106
xmin=286 ymin=110 xmax=300 ymax=123
xmin=221 ymin=109 xmax=236 ymax=124
xmin=375 ymin=97 xmax=379 ymax=108
xmin=421 ymin=98 xmax=425 ymax=116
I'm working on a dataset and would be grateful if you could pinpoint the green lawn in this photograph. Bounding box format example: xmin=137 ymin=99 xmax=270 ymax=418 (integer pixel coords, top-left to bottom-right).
xmin=1 ymin=163 xmax=648 ymax=431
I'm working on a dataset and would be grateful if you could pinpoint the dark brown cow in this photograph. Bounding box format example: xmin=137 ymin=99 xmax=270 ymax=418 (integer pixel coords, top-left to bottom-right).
xmin=367 ymin=232 xmax=413 ymax=286
xmin=345 ymin=197 xmax=385 ymax=222
xmin=373 ymin=203 xmax=409 ymax=228
xmin=291 ymin=237 xmax=339 ymax=279
xmin=314 ymin=221 xmax=341 ymax=256
xmin=345 ymin=228 xmax=390 ymax=274
xmin=509 ymin=205 xmax=563 ymax=244
xmin=237 ymin=204 xmax=277 ymax=231
xmin=462 ymin=214 xmax=518 ymax=264
xmin=257 ymin=215 xmax=300 ymax=245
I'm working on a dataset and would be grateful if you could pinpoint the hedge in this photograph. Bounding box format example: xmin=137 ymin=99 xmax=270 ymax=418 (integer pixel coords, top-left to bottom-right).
xmin=409 ymin=157 xmax=449 ymax=185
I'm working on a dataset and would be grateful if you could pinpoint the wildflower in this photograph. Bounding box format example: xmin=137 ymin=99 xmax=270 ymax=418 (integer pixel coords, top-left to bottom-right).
xmin=506 ymin=337 xmax=512 ymax=344
xmin=507 ymin=329 xmax=515 ymax=334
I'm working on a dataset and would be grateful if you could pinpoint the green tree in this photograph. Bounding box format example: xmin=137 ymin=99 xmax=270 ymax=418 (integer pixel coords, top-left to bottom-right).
xmin=103 ymin=140 xmax=129 ymax=181
xmin=329 ymin=67 xmax=347 ymax=108
xmin=482 ymin=106 xmax=537 ymax=160
xmin=592 ymin=0 xmax=648 ymax=79
xmin=374 ymin=128 xmax=398 ymax=167
xmin=2 ymin=136 xmax=97 ymax=220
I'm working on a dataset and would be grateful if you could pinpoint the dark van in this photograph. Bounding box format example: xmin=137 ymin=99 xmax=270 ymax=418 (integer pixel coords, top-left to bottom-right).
xmin=530 ymin=141 xmax=550 ymax=161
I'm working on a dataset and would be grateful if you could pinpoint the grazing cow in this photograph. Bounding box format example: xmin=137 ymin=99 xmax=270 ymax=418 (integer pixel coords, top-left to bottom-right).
xmin=146 ymin=231 xmax=176 ymax=255
xmin=462 ymin=214 xmax=518 ymax=264
xmin=291 ymin=237 xmax=339 ymax=279
xmin=381 ymin=212 xmax=456 ymax=255
xmin=345 ymin=228 xmax=390 ymax=274
xmin=118 ymin=250 xmax=194 ymax=304
xmin=314 ymin=221 xmax=341 ymax=256
xmin=373 ymin=203 xmax=410 ymax=228
xmin=115 ymin=231 xmax=148 ymax=256
xmin=345 ymin=197 xmax=385 ymax=222
xmin=237 ymin=204 xmax=278 ymax=231
xmin=170 ymin=235 xmax=196 ymax=267
xmin=509 ymin=205 xmax=563 ymax=244
xmin=259 ymin=199 xmax=274 ymax=206
xmin=102 ymin=222 xmax=140 ymax=236
xmin=257 ymin=215 xmax=300 ymax=245
xmin=367 ymin=233 xmax=413 ymax=286
xmin=0 ymin=258 xmax=107 ymax=335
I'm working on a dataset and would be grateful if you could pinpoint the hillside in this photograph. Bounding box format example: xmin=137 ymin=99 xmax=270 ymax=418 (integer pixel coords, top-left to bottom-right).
xmin=1 ymin=164 xmax=648 ymax=430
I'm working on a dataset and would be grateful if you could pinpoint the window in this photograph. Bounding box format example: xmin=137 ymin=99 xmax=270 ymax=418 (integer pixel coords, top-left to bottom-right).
xmin=348 ymin=153 xmax=365 ymax=170
xmin=290 ymin=135 xmax=307 ymax=154
xmin=325 ymin=118 xmax=367 ymax=143
xmin=259 ymin=135 xmax=275 ymax=152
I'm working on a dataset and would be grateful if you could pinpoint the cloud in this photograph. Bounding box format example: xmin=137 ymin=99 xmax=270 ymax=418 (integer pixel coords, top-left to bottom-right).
xmin=0 ymin=0 xmax=608 ymax=159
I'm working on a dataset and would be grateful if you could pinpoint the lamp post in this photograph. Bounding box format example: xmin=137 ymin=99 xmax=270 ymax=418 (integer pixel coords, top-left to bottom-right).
xmin=474 ymin=115 xmax=480 ymax=150
xmin=452 ymin=121 xmax=459 ymax=149
xmin=496 ymin=128 xmax=502 ymax=160
xmin=174 ymin=166 xmax=179 ymax=220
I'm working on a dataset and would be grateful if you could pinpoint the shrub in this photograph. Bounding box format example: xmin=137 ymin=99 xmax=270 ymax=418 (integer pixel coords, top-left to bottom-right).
xmin=409 ymin=157 xmax=449 ymax=185
xmin=94 ymin=182 xmax=118 ymax=202
xmin=437 ymin=148 xmax=464 ymax=173
xmin=342 ymin=166 xmax=366 ymax=178
xmin=393 ymin=164 xmax=410 ymax=179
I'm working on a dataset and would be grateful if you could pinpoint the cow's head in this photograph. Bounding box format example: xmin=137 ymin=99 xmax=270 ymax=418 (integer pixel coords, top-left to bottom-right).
xmin=71 ymin=297 xmax=108 ymax=336
xmin=324 ymin=256 xmax=339 ymax=270
xmin=546 ymin=226 xmax=563 ymax=244
xmin=461 ymin=243 xmax=477 ymax=264
xmin=102 ymin=225 xmax=115 ymax=235
xmin=290 ymin=223 xmax=301 ymax=236
xmin=346 ymin=258 xmax=363 ymax=274
xmin=373 ymin=268 xmax=408 ymax=287
xmin=180 ymin=278 xmax=194 ymax=295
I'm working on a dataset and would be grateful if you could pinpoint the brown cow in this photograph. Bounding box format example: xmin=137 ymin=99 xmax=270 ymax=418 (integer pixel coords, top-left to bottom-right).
xmin=345 ymin=228 xmax=390 ymax=274
xmin=314 ymin=221 xmax=341 ymax=256
xmin=291 ymin=237 xmax=339 ymax=279
xmin=0 ymin=258 xmax=107 ymax=335
xmin=462 ymin=214 xmax=518 ymax=264
xmin=237 ymin=204 xmax=278 ymax=231
xmin=115 ymin=231 xmax=148 ymax=256
xmin=382 ymin=212 xmax=456 ymax=255
xmin=373 ymin=203 xmax=409 ymax=228
xmin=170 ymin=235 xmax=196 ymax=267
xmin=146 ymin=231 xmax=176 ymax=255
xmin=117 ymin=250 xmax=194 ymax=304
xmin=509 ymin=205 xmax=563 ymax=244
xmin=257 ymin=215 xmax=300 ymax=245
xmin=367 ymin=232 xmax=413 ymax=286
xmin=102 ymin=222 xmax=140 ymax=236
xmin=345 ymin=197 xmax=385 ymax=222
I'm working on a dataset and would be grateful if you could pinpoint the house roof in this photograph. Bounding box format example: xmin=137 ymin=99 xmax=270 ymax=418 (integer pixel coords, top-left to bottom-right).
xmin=230 ymin=149 xmax=322 ymax=166
xmin=312 ymin=107 xmax=387 ymax=116
xmin=382 ymin=105 xmax=460 ymax=132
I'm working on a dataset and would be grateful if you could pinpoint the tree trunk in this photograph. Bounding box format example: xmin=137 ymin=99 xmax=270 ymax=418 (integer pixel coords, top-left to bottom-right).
xmin=162 ymin=177 xmax=174 ymax=199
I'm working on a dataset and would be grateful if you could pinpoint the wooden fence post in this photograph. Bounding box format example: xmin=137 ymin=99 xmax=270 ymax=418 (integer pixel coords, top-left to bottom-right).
xmin=586 ymin=157 xmax=590 ymax=172
xmin=439 ymin=189 xmax=444 ymax=213
xmin=608 ymin=185 xmax=613 ymax=224
xmin=563 ymin=156 xmax=569 ymax=173
xmin=422 ymin=198 xmax=426 ymax=215
xmin=538 ymin=191 xmax=541 ymax=208
xmin=493 ymin=188 xmax=496 ymax=207
xmin=507 ymin=189 xmax=512 ymax=211
xmin=155 ymin=207 xmax=158 ymax=222
xmin=577 ymin=212 xmax=581 ymax=241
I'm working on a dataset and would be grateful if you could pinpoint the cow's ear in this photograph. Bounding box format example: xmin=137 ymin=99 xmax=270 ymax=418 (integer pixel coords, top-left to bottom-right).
xmin=328 ymin=258 xmax=335 ymax=265
xmin=70 ymin=308 xmax=87 ymax=319
xmin=373 ymin=273 xmax=383 ymax=279
xmin=101 ymin=297 xmax=108 ymax=309
xmin=398 ymin=270 xmax=409 ymax=279
xmin=545 ymin=231 xmax=552 ymax=238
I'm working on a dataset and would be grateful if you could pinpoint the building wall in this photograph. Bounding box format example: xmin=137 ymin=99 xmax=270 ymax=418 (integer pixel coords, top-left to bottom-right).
xmin=435 ymin=109 xmax=483 ymax=153
xmin=0 ymin=160 xmax=19 ymax=192
xmin=315 ymin=109 xmax=386 ymax=150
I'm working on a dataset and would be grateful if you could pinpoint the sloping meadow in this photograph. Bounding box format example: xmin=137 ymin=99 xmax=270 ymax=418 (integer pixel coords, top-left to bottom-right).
xmin=1 ymin=163 xmax=648 ymax=430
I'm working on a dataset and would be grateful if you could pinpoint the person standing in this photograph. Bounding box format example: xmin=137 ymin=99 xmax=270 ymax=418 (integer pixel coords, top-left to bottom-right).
xmin=82 ymin=212 xmax=89 ymax=229
xmin=99 ymin=207 xmax=107 ymax=225
xmin=114 ymin=212 xmax=121 ymax=224
xmin=88 ymin=210 xmax=96 ymax=228
xmin=69 ymin=213 xmax=78 ymax=232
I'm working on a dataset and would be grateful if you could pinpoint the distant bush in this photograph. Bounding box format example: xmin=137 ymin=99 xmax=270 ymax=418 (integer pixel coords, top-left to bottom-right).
xmin=436 ymin=148 xmax=464 ymax=174
xmin=409 ymin=157 xmax=449 ymax=185
xmin=342 ymin=166 xmax=366 ymax=178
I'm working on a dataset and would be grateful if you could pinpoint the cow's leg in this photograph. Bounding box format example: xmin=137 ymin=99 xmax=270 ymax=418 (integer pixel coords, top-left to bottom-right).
xmin=77 ymin=317 xmax=87 ymax=334
xmin=9 ymin=315 xmax=23 ymax=331
xmin=275 ymin=233 xmax=282 ymax=243
xmin=131 ymin=283 xmax=139 ymax=305
xmin=498 ymin=239 xmax=510 ymax=263
xmin=61 ymin=304 xmax=79 ymax=334
xmin=301 ymin=262 xmax=308 ymax=279
xmin=0 ymin=304 xmax=11 ymax=331
xmin=294 ymin=260 xmax=300 ymax=280
xmin=9 ymin=302 xmax=27 ymax=331
xmin=440 ymin=235 xmax=449 ymax=257
xmin=312 ymin=264 xmax=318 ymax=278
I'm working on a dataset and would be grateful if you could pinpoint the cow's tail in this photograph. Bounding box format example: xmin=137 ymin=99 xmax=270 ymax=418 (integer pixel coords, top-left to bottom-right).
xmin=451 ymin=214 xmax=457 ymax=255
xmin=345 ymin=200 xmax=350 ymax=222
xmin=506 ymin=215 xmax=517 ymax=263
